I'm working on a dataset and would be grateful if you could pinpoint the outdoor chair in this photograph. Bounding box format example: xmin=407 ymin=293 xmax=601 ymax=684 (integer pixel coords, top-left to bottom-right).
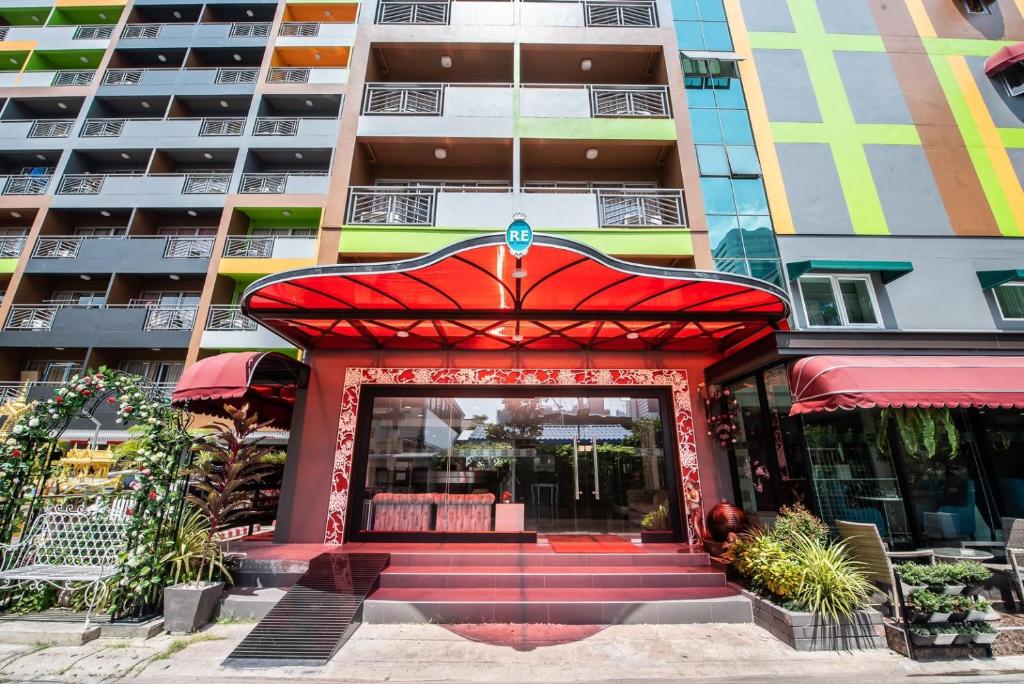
xmin=434 ymin=493 xmax=495 ymax=532
xmin=836 ymin=519 xmax=934 ymax=619
xmin=969 ymin=517 xmax=1024 ymax=611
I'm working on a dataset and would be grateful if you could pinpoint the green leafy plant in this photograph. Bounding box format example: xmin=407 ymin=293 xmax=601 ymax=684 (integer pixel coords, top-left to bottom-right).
xmin=894 ymin=562 xmax=932 ymax=587
xmin=790 ymin=532 xmax=873 ymax=622
xmin=877 ymin=407 xmax=959 ymax=459
xmin=161 ymin=508 xmax=231 ymax=585
xmin=909 ymin=589 xmax=954 ymax=614
xmin=947 ymin=561 xmax=992 ymax=585
xmin=640 ymin=503 xmax=669 ymax=531
xmin=770 ymin=503 xmax=829 ymax=549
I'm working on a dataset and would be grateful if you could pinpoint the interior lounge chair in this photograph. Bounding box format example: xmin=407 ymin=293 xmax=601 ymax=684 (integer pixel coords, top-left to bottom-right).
xmin=836 ymin=519 xmax=934 ymax=618
xmin=970 ymin=518 xmax=1024 ymax=610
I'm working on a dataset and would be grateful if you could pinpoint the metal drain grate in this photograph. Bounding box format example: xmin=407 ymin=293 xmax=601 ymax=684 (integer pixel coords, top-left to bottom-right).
xmin=223 ymin=552 xmax=390 ymax=667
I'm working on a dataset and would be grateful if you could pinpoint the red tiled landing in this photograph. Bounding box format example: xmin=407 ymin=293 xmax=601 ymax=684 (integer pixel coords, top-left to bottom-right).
xmin=363 ymin=586 xmax=752 ymax=625
xmin=386 ymin=551 xmax=710 ymax=567
xmin=379 ymin=565 xmax=727 ymax=589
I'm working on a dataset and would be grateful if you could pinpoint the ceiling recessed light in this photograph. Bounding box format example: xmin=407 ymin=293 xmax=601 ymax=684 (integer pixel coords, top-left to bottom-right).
xmin=7 ymin=58 xmax=17 ymax=65
xmin=434 ymin=147 xmax=447 ymax=160
xmin=169 ymin=274 xmax=180 ymax=281
xmin=294 ymin=152 xmax=304 ymax=159
xmin=10 ymin=211 xmax=21 ymax=218
xmin=98 ymin=12 xmax=107 ymax=19
xmin=30 ymin=15 xmax=38 ymax=22
xmin=99 ymin=210 xmax=111 ymax=217
xmin=282 ymin=210 xmax=291 ymax=217
xmin=512 ymin=268 xmax=527 ymax=279
xmin=245 ymin=9 xmax=254 ymax=17
xmin=203 ymin=152 xmax=213 ymax=160
xmin=172 ymin=11 xmax=181 ymax=18
xmin=187 ymin=210 xmax=197 ymax=217
xmin=55 ymin=347 xmax=65 ymax=351
xmin=157 ymin=54 xmax=167 ymax=62
xmin=57 ymin=102 xmax=67 ymax=110
xmin=232 ymin=53 xmax=242 ymax=62
xmin=626 ymin=332 xmax=639 ymax=340
xmin=140 ymin=101 xmax=150 ymax=108
xmin=120 ymin=152 xmax=130 ymax=159
xmin=395 ymin=330 xmax=410 ymax=338
xmin=35 ymin=154 xmax=45 ymax=161
xmin=219 ymin=100 xmax=229 ymax=108
xmin=80 ymin=56 xmax=89 ymax=63
xmin=150 ymin=347 xmax=162 ymax=351
xmin=580 ymin=58 xmax=593 ymax=71
xmin=325 ymin=9 xmax=332 ymax=16
xmin=304 ymin=99 xmax=314 ymax=107
xmin=440 ymin=55 xmax=453 ymax=69
xmin=80 ymin=274 xmax=92 ymax=281
xmin=585 ymin=147 xmax=599 ymax=160
xmin=313 ymin=52 xmax=322 ymax=61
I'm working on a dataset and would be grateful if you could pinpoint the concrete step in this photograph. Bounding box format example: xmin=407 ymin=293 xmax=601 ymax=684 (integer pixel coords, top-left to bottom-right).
xmin=387 ymin=552 xmax=710 ymax=568
xmin=216 ymin=587 xmax=288 ymax=621
xmin=379 ymin=565 xmax=726 ymax=589
xmin=364 ymin=586 xmax=752 ymax=625
xmin=232 ymin=558 xmax=309 ymax=588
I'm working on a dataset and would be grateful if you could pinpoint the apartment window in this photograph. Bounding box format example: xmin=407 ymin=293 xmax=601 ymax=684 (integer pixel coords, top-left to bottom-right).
xmin=136 ymin=291 xmax=201 ymax=307
xmin=48 ymin=291 xmax=106 ymax=306
xmin=156 ymin=227 xmax=216 ymax=237
xmin=23 ymin=361 xmax=80 ymax=383
xmin=963 ymin=0 xmax=991 ymax=14
xmin=994 ymin=284 xmax=1024 ymax=320
xmin=72 ymin=227 xmax=125 ymax=237
xmin=118 ymin=360 xmax=184 ymax=384
xmin=696 ymin=145 xmax=761 ymax=177
xmin=1004 ymin=64 xmax=1024 ymax=97
xmin=798 ymin=275 xmax=881 ymax=328
xmin=251 ymin=228 xmax=317 ymax=237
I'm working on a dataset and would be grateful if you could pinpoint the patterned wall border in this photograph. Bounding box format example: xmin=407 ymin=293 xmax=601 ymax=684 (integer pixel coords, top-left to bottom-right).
xmin=325 ymin=367 xmax=701 ymax=545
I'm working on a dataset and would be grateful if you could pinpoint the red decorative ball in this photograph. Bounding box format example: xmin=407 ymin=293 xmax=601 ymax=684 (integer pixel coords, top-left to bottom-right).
xmin=706 ymin=501 xmax=748 ymax=542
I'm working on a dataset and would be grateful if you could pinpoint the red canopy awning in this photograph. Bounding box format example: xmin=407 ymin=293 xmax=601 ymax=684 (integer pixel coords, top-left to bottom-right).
xmin=788 ymin=355 xmax=1024 ymax=415
xmin=985 ymin=42 xmax=1024 ymax=76
xmin=241 ymin=234 xmax=790 ymax=353
xmin=171 ymin=351 xmax=309 ymax=427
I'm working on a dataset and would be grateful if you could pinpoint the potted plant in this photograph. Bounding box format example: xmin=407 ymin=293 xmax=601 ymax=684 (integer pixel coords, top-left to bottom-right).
xmin=640 ymin=502 xmax=674 ymax=543
xmin=929 ymin=565 xmax=966 ymax=596
xmin=950 ymin=561 xmax=992 ymax=595
xmin=908 ymin=590 xmax=952 ymax=623
xmin=973 ymin=621 xmax=998 ymax=645
xmin=909 ymin=625 xmax=939 ymax=647
xmin=895 ymin=562 xmax=929 ymax=595
xmin=932 ymin=625 xmax=957 ymax=646
xmin=163 ymin=403 xmax=276 ymax=634
xmin=964 ymin=597 xmax=991 ymax=623
xmin=952 ymin=623 xmax=977 ymax=645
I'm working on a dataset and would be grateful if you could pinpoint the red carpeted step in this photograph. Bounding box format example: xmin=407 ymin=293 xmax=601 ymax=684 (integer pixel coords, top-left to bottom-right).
xmin=378 ymin=565 xmax=727 ymax=589
xmin=386 ymin=552 xmax=710 ymax=567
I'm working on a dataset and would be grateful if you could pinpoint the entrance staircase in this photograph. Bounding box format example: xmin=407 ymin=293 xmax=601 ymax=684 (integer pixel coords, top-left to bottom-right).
xmin=363 ymin=546 xmax=752 ymax=625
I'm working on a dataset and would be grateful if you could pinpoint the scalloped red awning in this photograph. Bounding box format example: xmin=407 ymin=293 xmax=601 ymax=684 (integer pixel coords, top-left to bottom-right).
xmin=171 ymin=352 xmax=309 ymax=427
xmin=788 ymin=355 xmax=1024 ymax=415
xmin=985 ymin=42 xmax=1024 ymax=76
xmin=241 ymin=234 xmax=790 ymax=353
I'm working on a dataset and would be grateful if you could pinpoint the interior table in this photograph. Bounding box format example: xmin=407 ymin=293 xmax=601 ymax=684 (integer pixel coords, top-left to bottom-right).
xmin=930 ymin=547 xmax=994 ymax=563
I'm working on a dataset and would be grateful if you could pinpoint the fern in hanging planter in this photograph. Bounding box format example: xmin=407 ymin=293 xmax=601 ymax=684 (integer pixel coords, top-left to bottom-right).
xmin=876 ymin=407 xmax=959 ymax=459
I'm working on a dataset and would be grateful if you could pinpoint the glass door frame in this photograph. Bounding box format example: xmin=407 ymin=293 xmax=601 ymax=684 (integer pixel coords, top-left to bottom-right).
xmin=344 ymin=384 xmax=687 ymax=543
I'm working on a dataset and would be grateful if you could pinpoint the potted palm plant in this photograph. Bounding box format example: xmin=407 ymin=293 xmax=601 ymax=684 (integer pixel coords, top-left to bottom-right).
xmin=163 ymin=403 xmax=276 ymax=634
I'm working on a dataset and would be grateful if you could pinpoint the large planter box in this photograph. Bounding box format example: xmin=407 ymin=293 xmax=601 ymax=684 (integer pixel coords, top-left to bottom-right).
xmin=164 ymin=581 xmax=224 ymax=634
xmin=740 ymin=588 xmax=887 ymax=652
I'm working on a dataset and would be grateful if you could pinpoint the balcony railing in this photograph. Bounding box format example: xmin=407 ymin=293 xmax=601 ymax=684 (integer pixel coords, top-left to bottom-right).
xmin=80 ymin=118 xmax=126 ymax=137
xmin=121 ymin=23 xmax=161 ymax=39
xmin=239 ymin=172 xmax=327 ymax=194
xmin=58 ymin=175 xmax=105 ymax=194
xmin=145 ymin=306 xmax=197 ymax=331
xmin=228 ymin=22 xmax=271 ymax=37
xmin=0 ymin=236 xmax=25 ymax=258
xmin=199 ymin=117 xmax=245 ymax=136
xmin=590 ymin=85 xmax=670 ymax=117
xmin=73 ymin=24 xmax=114 ymax=39
xmin=6 ymin=306 xmax=59 ymax=330
xmin=3 ymin=175 xmax=51 ymax=195
xmin=583 ymin=0 xmax=657 ymax=27
xmin=253 ymin=117 xmax=299 ymax=136
xmin=0 ymin=27 xmax=9 ymax=41
xmin=34 ymin=236 xmax=84 ymax=258
xmin=0 ymin=382 xmax=28 ymax=405
xmin=216 ymin=67 xmax=258 ymax=84
xmin=596 ymin=188 xmax=685 ymax=227
xmin=53 ymin=70 xmax=94 ymax=86
xmin=165 ymin=236 xmax=214 ymax=257
xmin=279 ymin=22 xmax=320 ymax=36
xmin=102 ymin=69 xmax=143 ymax=86
xmin=182 ymin=174 xmax=231 ymax=194
xmin=206 ymin=305 xmax=257 ymax=331
xmin=376 ymin=0 xmax=450 ymax=24
xmin=28 ymin=119 xmax=74 ymax=138
xmin=347 ymin=186 xmax=437 ymax=225
xmin=267 ymin=67 xmax=311 ymax=85
xmin=363 ymin=84 xmax=444 ymax=115
xmin=223 ymin=236 xmax=274 ymax=258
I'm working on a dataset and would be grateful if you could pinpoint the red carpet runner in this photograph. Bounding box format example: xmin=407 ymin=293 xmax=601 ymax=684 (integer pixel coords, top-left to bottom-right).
xmin=547 ymin=535 xmax=638 ymax=553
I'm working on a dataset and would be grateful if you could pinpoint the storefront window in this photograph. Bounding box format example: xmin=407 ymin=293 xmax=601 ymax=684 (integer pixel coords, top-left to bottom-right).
xmin=357 ymin=394 xmax=671 ymax=536
xmin=763 ymin=366 xmax=811 ymax=508
xmin=727 ymin=378 xmax=777 ymax=513
xmin=981 ymin=410 xmax=1024 ymax=521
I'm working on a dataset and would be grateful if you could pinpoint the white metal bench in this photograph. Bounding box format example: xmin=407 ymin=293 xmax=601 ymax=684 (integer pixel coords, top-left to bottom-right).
xmin=0 ymin=505 xmax=128 ymax=626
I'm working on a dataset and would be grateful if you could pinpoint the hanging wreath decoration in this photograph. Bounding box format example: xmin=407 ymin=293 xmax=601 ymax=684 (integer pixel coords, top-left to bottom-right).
xmin=701 ymin=384 xmax=741 ymax=449
xmin=0 ymin=368 xmax=192 ymax=615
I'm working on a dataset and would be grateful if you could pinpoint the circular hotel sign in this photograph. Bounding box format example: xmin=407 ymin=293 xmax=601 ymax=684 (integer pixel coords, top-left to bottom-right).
xmin=505 ymin=214 xmax=533 ymax=258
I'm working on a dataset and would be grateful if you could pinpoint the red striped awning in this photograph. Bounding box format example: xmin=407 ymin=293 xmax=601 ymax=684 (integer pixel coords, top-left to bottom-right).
xmin=985 ymin=42 xmax=1024 ymax=77
xmin=788 ymin=355 xmax=1024 ymax=415
xmin=171 ymin=351 xmax=309 ymax=427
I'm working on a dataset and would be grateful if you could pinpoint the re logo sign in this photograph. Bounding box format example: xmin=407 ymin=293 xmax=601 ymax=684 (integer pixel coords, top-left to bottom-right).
xmin=505 ymin=215 xmax=533 ymax=258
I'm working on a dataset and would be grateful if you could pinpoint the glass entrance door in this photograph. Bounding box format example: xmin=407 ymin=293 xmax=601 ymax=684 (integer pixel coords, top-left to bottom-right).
xmin=355 ymin=391 xmax=674 ymax=538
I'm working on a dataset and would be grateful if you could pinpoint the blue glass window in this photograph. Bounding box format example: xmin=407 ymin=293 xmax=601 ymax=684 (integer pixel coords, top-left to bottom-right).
xmin=696 ymin=0 xmax=727 ymax=21
xmin=671 ymin=0 xmax=700 ymax=20
xmin=720 ymin=110 xmax=753 ymax=145
xmin=691 ymin=109 xmax=723 ymax=144
xmin=714 ymin=258 xmax=750 ymax=277
xmin=701 ymin=177 xmax=737 ymax=214
xmin=685 ymin=86 xmax=716 ymax=109
xmin=675 ymin=21 xmax=706 ymax=50
xmin=708 ymin=215 xmax=744 ymax=258
xmin=726 ymin=145 xmax=761 ymax=176
xmin=739 ymin=216 xmax=779 ymax=258
xmin=748 ymin=260 xmax=782 ymax=286
xmin=702 ymin=23 xmax=734 ymax=51
xmin=696 ymin=145 xmax=730 ymax=176
xmin=733 ymin=179 xmax=769 ymax=215
xmin=714 ymin=81 xmax=746 ymax=109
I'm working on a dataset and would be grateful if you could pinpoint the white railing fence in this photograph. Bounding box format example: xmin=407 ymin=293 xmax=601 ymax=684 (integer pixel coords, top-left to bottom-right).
xmin=363 ymin=84 xmax=444 ymax=115
xmin=206 ymin=305 xmax=258 ymax=331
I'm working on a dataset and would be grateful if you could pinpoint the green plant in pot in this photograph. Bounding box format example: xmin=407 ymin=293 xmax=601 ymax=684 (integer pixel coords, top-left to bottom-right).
xmin=163 ymin=403 xmax=276 ymax=634
xmin=908 ymin=590 xmax=954 ymax=623
xmin=640 ymin=503 xmax=670 ymax=531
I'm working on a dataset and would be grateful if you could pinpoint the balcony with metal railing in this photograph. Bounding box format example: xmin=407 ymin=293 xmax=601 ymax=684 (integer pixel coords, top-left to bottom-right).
xmin=520 ymin=0 xmax=658 ymax=28
xmin=78 ymin=116 xmax=245 ymax=143
xmin=3 ymin=24 xmax=114 ymax=50
xmin=26 ymin=235 xmax=214 ymax=275
xmin=98 ymin=67 xmax=259 ymax=91
xmin=266 ymin=66 xmax=347 ymax=86
xmin=276 ymin=21 xmax=356 ymax=46
xmin=1 ymin=175 xmax=51 ymax=195
xmin=222 ymin=235 xmax=318 ymax=260
xmin=359 ymin=82 xmax=513 ymax=137
xmin=52 ymin=173 xmax=231 ymax=207
xmin=375 ymin=0 xmax=452 ymax=24
xmin=119 ymin=22 xmax=271 ymax=43
xmin=237 ymin=172 xmax=330 ymax=195
xmin=0 ymin=304 xmax=197 ymax=347
xmin=201 ymin=304 xmax=295 ymax=350
xmin=0 ymin=236 xmax=26 ymax=259
xmin=0 ymin=118 xmax=75 ymax=140
xmin=0 ymin=70 xmax=94 ymax=88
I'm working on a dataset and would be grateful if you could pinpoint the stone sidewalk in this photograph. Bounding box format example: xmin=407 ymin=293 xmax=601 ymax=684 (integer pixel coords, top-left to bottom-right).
xmin=1 ymin=622 xmax=1023 ymax=683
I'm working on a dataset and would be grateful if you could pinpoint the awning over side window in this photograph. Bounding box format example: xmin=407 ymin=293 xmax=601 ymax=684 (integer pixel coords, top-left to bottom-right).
xmin=788 ymin=355 xmax=1024 ymax=415
xmin=786 ymin=260 xmax=913 ymax=284
xmin=985 ymin=42 xmax=1024 ymax=77
xmin=978 ymin=269 xmax=1024 ymax=290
